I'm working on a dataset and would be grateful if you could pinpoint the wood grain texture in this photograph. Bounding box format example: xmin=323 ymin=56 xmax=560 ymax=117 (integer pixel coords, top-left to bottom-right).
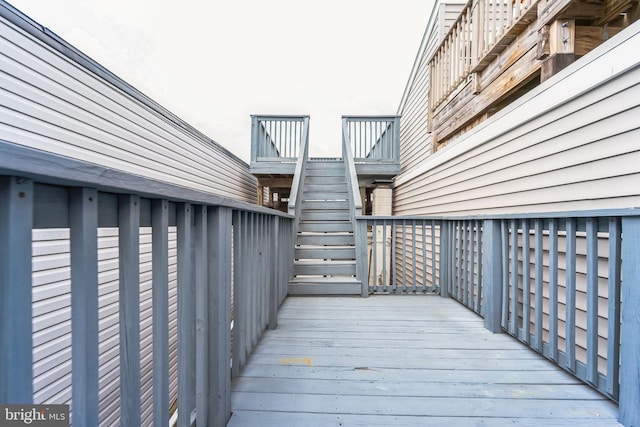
xmin=229 ymin=296 xmax=620 ymax=426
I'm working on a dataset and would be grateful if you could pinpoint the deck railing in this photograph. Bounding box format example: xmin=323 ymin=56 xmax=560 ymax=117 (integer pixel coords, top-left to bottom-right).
xmin=250 ymin=115 xmax=308 ymax=174
xmin=0 ymin=143 xmax=295 ymax=427
xmin=342 ymin=116 xmax=400 ymax=164
xmin=429 ymin=0 xmax=538 ymax=110
xmin=286 ymin=117 xmax=310 ymax=228
xmin=357 ymin=212 xmax=640 ymax=424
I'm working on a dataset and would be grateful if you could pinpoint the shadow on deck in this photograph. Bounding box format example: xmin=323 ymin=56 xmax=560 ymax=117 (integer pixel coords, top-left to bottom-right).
xmin=228 ymin=296 xmax=620 ymax=426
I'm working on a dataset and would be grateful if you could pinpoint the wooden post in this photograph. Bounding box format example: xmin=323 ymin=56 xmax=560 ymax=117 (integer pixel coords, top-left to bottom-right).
xmin=0 ymin=176 xmax=33 ymax=403
xmin=177 ymin=203 xmax=195 ymax=427
xmin=482 ymin=220 xmax=503 ymax=333
xmin=70 ymin=188 xmax=99 ymax=425
xmin=193 ymin=206 xmax=208 ymax=425
xmin=208 ymin=207 xmax=233 ymax=427
xmin=541 ymin=19 xmax=576 ymax=82
xmin=118 ymin=194 xmax=141 ymax=426
xmin=439 ymin=222 xmax=450 ymax=298
xmin=151 ymin=199 xmax=170 ymax=427
xmin=619 ymin=216 xmax=640 ymax=426
xmin=269 ymin=216 xmax=279 ymax=329
xmin=356 ymin=218 xmax=369 ymax=298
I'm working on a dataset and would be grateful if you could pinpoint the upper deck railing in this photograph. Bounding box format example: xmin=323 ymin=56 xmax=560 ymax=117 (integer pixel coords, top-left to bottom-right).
xmin=250 ymin=115 xmax=309 ymax=175
xmin=342 ymin=116 xmax=401 ymax=176
xmin=429 ymin=0 xmax=538 ymax=111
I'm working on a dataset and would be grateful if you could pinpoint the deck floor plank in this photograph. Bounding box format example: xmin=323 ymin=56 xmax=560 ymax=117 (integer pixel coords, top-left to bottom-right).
xmin=228 ymin=296 xmax=620 ymax=426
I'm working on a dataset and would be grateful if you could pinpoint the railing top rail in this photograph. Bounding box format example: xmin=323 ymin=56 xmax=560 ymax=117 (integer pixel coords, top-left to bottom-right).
xmin=342 ymin=115 xmax=401 ymax=120
xmin=0 ymin=140 xmax=294 ymax=218
xmin=252 ymin=114 xmax=309 ymax=120
xmin=358 ymin=208 xmax=640 ymax=221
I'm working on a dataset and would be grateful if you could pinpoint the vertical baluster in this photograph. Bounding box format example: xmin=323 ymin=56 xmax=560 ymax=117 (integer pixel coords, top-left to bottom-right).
xmin=439 ymin=222 xmax=449 ymax=298
xmin=232 ymin=211 xmax=242 ymax=378
xmin=151 ymin=199 xmax=170 ymax=427
xmin=402 ymin=220 xmax=407 ymax=292
xmin=270 ymin=215 xmax=279 ymax=329
xmin=431 ymin=221 xmax=437 ymax=292
xmin=456 ymin=222 xmax=463 ymax=299
xmin=0 ymin=177 xmax=33 ymax=403
xmin=372 ymin=220 xmax=378 ymax=293
xmin=463 ymin=222 xmax=469 ymax=306
xmin=69 ymin=188 xmax=99 ymax=425
xmin=248 ymin=214 xmax=256 ymax=350
xmin=548 ymin=219 xmax=559 ymax=362
xmin=391 ymin=221 xmax=397 ymax=293
xmin=383 ymin=220 xmax=388 ymax=292
xmin=119 ymin=194 xmax=141 ymax=426
xmin=509 ymin=219 xmax=518 ymax=335
xmin=194 ymin=206 xmax=208 ymax=425
xmin=606 ymin=218 xmax=621 ymax=398
xmin=476 ymin=220 xmax=483 ymax=313
xmin=208 ymin=207 xmax=233 ymax=426
xmin=565 ymin=218 xmax=577 ymax=372
xmin=534 ymin=219 xmax=544 ymax=352
xmin=422 ymin=221 xmax=427 ymax=292
xmin=177 ymin=203 xmax=195 ymax=427
xmin=469 ymin=221 xmax=476 ymax=310
xmin=501 ymin=221 xmax=509 ymax=329
xmin=522 ymin=219 xmax=531 ymax=344
xmin=586 ymin=218 xmax=599 ymax=385
xmin=412 ymin=220 xmax=417 ymax=293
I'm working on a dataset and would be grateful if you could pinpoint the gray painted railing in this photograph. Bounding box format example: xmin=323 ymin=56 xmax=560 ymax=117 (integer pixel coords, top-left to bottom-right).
xmin=356 ymin=212 xmax=640 ymax=426
xmin=343 ymin=116 xmax=400 ymax=163
xmin=0 ymin=142 xmax=295 ymax=427
xmin=250 ymin=115 xmax=307 ymax=164
xmin=287 ymin=117 xmax=310 ymax=228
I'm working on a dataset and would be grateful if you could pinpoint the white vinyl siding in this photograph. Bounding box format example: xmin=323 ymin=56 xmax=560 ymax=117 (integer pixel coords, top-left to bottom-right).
xmin=394 ymin=21 xmax=640 ymax=216
xmin=398 ymin=1 xmax=466 ymax=175
xmin=0 ymin=15 xmax=256 ymax=202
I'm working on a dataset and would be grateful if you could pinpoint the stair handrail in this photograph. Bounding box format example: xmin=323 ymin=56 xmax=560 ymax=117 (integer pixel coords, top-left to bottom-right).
xmin=287 ymin=116 xmax=310 ymax=226
xmin=342 ymin=118 xmax=362 ymax=218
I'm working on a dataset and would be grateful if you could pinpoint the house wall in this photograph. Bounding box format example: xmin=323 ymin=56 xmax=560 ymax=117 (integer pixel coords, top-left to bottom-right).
xmin=397 ymin=1 xmax=466 ymax=175
xmin=0 ymin=6 xmax=256 ymax=202
xmin=394 ymin=20 xmax=640 ymax=216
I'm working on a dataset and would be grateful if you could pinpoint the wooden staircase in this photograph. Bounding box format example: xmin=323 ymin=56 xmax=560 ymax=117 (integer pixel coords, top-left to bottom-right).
xmin=288 ymin=159 xmax=361 ymax=295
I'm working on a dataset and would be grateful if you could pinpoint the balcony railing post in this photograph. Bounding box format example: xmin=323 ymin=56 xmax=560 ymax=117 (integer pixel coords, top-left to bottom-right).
xmin=208 ymin=207 xmax=233 ymax=427
xmin=194 ymin=205 xmax=209 ymax=425
xmin=269 ymin=215 xmax=279 ymax=329
xmin=482 ymin=219 xmax=503 ymax=333
xmin=0 ymin=176 xmax=34 ymax=404
xmin=619 ymin=216 xmax=640 ymax=426
xmin=250 ymin=115 xmax=258 ymax=164
xmin=356 ymin=218 xmax=369 ymax=297
xmin=118 ymin=194 xmax=141 ymax=426
xmin=439 ymin=221 xmax=450 ymax=298
xmin=69 ymin=187 xmax=99 ymax=426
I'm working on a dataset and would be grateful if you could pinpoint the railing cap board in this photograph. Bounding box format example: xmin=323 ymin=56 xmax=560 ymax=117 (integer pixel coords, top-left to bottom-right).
xmin=0 ymin=141 xmax=293 ymax=219
xmin=251 ymin=115 xmax=309 ymax=120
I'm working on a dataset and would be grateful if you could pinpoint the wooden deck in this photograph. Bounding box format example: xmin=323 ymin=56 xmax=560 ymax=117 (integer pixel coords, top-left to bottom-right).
xmin=228 ymin=296 xmax=621 ymax=426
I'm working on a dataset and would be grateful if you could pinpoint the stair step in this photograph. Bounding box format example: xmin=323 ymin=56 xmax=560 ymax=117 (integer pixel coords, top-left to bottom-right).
xmin=298 ymin=221 xmax=354 ymax=232
xmin=288 ymin=278 xmax=361 ymax=295
xmin=294 ymin=260 xmax=356 ymax=276
xmin=306 ymin=162 xmax=344 ymax=170
xmin=303 ymin=183 xmax=348 ymax=193
xmin=296 ymin=234 xmax=355 ymax=246
xmin=302 ymin=191 xmax=348 ymax=201
xmin=304 ymin=175 xmax=346 ymax=185
xmin=300 ymin=210 xmax=350 ymax=221
xmin=302 ymin=200 xmax=349 ymax=210
xmin=295 ymin=246 xmax=356 ymax=260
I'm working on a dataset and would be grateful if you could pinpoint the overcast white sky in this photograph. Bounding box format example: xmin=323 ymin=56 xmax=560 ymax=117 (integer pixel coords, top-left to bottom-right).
xmin=9 ymin=0 xmax=435 ymax=160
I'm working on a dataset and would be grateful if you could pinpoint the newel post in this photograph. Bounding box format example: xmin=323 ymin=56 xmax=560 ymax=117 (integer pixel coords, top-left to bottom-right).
xmin=482 ymin=219 xmax=503 ymax=333
xmin=619 ymin=216 xmax=640 ymax=426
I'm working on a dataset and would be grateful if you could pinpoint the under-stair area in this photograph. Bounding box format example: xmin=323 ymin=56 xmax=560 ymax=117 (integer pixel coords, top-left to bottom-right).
xmin=289 ymin=159 xmax=361 ymax=295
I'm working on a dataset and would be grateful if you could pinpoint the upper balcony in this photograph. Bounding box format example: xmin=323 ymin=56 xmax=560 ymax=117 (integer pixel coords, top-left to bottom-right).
xmin=250 ymin=115 xmax=401 ymax=179
xmin=427 ymin=0 xmax=640 ymax=150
